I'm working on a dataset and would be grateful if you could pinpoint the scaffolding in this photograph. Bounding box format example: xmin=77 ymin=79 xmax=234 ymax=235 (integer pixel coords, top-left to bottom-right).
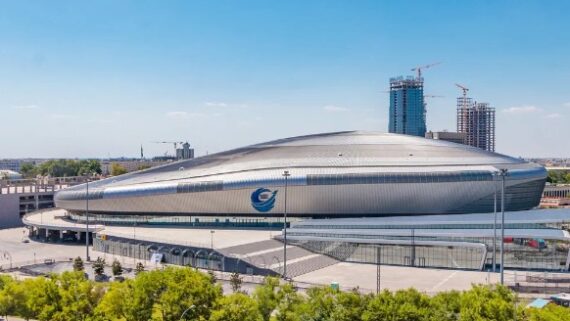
xmin=457 ymin=98 xmax=495 ymax=152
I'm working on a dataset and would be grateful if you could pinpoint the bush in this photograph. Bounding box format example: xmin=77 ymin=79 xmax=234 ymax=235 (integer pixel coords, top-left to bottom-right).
xmin=73 ymin=256 xmax=84 ymax=272
xmin=112 ymin=259 xmax=123 ymax=277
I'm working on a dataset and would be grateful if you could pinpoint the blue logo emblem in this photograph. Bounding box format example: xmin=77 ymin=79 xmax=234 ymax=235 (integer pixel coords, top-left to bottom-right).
xmin=251 ymin=188 xmax=278 ymax=212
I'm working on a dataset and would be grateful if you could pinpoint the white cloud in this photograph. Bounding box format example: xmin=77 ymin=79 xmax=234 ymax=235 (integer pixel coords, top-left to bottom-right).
xmin=205 ymin=102 xmax=248 ymax=109
xmin=166 ymin=111 xmax=220 ymax=119
xmin=502 ymin=105 xmax=542 ymax=114
xmin=544 ymin=113 xmax=563 ymax=119
xmin=563 ymin=102 xmax=570 ymax=108
xmin=11 ymin=104 xmax=39 ymax=110
xmin=50 ymin=114 xmax=77 ymax=120
xmin=205 ymin=102 xmax=228 ymax=108
xmin=166 ymin=111 xmax=190 ymax=118
xmin=323 ymin=105 xmax=349 ymax=112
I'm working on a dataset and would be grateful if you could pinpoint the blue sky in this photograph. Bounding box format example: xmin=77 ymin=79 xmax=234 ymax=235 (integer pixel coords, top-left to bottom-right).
xmin=1 ymin=0 xmax=569 ymax=158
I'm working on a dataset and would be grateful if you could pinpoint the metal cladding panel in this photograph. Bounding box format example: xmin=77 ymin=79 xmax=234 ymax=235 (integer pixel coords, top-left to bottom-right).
xmin=57 ymin=177 xmax=543 ymax=216
xmin=54 ymin=131 xmax=547 ymax=216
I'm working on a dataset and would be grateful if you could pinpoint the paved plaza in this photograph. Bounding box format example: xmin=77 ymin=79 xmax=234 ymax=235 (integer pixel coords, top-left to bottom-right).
xmin=0 ymin=226 xmax=503 ymax=294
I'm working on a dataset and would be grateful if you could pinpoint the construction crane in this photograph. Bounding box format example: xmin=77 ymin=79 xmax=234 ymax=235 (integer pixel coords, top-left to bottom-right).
xmin=152 ymin=141 xmax=184 ymax=149
xmin=411 ymin=62 xmax=441 ymax=79
xmin=455 ymin=83 xmax=469 ymax=98
xmin=424 ymin=94 xmax=444 ymax=99
xmin=152 ymin=141 xmax=184 ymax=157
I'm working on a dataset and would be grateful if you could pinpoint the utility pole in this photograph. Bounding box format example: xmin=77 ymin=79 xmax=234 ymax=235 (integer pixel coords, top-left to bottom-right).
xmin=376 ymin=247 xmax=381 ymax=294
xmin=493 ymin=173 xmax=498 ymax=273
xmin=85 ymin=176 xmax=90 ymax=262
xmin=282 ymin=170 xmax=291 ymax=279
xmin=499 ymin=168 xmax=509 ymax=284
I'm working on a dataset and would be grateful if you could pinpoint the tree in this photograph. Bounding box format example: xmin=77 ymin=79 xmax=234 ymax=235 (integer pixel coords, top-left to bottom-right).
xmin=253 ymin=277 xmax=280 ymax=321
xmin=135 ymin=262 xmax=145 ymax=275
xmin=209 ymin=293 xmax=263 ymax=321
xmin=51 ymin=271 xmax=105 ymax=321
xmin=77 ymin=159 xmax=102 ymax=176
xmin=0 ymin=275 xmax=16 ymax=319
xmin=458 ymin=285 xmax=521 ymax=321
xmin=94 ymin=280 xmax=132 ymax=321
xmin=111 ymin=259 xmax=123 ymax=277
xmin=156 ymin=267 xmax=222 ymax=321
xmin=92 ymin=257 xmax=106 ymax=277
xmin=274 ymin=282 xmax=305 ymax=321
xmin=73 ymin=256 xmax=84 ymax=272
xmin=230 ymin=272 xmax=243 ymax=293
xmin=110 ymin=163 xmax=128 ymax=176
xmin=20 ymin=162 xmax=37 ymax=178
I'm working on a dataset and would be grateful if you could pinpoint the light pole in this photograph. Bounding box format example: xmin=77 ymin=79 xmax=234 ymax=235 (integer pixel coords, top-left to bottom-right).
xmin=210 ymin=230 xmax=215 ymax=249
xmin=282 ymin=170 xmax=291 ymax=279
xmin=499 ymin=168 xmax=508 ymax=284
xmin=133 ymin=221 xmax=137 ymax=265
xmin=493 ymin=172 xmax=498 ymax=273
xmin=85 ymin=175 xmax=90 ymax=262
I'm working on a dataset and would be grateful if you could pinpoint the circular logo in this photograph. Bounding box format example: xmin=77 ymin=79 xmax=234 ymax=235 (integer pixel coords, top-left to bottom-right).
xmin=251 ymin=188 xmax=278 ymax=212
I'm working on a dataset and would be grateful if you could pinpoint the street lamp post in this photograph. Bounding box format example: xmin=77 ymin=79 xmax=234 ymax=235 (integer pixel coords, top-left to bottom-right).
xmin=282 ymin=170 xmax=291 ymax=279
xmin=499 ymin=168 xmax=508 ymax=284
xmin=493 ymin=173 xmax=498 ymax=273
xmin=85 ymin=175 xmax=90 ymax=262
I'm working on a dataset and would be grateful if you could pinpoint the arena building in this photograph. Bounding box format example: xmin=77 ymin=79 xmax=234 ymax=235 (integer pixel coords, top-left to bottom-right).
xmin=27 ymin=131 xmax=570 ymax=273
xmin=55 ymin=131 xmax=546 ymax=220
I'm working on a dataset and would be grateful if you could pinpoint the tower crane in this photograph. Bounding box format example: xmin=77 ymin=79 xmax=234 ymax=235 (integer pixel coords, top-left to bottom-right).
xmin=152 ymin=141 xmax=184 ymax=149
xmin=411 ymin=62 xmax=441 ymax=79
xmin=455 ymin=83 xmax=469 ymax=98
xmin=152 ymin=141 xmax=184 ymax=157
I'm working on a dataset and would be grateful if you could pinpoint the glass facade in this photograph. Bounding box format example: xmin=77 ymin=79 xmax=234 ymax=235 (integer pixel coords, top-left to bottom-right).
xmin=389 ymin=76 xmax=426 ymax=137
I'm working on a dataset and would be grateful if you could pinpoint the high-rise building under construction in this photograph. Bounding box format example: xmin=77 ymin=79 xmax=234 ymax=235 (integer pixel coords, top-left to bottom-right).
xmin=456 ymin=96 xmax=495 ymax=152
xmin=388 ymin=76 xmax=426 ymax=137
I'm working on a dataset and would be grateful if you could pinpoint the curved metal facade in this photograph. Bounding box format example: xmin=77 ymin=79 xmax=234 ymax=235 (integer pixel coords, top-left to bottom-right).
xmin=55 ymin=131 xmax=546 ymax=217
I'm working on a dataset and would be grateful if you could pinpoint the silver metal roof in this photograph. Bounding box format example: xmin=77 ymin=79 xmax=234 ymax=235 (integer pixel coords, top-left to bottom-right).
xmin=70 ymin=131 xmax=541 ymax=191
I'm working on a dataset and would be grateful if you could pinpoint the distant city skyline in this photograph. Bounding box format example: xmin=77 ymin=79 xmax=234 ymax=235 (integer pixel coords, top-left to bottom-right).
xmin=1 ymin=1 xmax=569 ymax=158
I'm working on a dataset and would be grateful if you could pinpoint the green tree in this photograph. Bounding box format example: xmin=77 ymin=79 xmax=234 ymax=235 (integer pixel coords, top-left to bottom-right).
xmin=230 ymin=272 xmax=243 ymax=293
xmin=94 ymin=280 xmax=132 ymax=320
xmin=274 ymin=282 xmax=305 ymax=321
xmin=77 ymin=159 xmax=102 ymax=176
xmin=363 ymin=288 xmax=433 ymax=321
xmin=92 ymin=257 xmax=106 ymax=277
xmin=73 ymin=256 xmax=84 ymax=272
xmin=156 ymin=267 xmax=222 ymax=321
xmin=527 ymin=304 xmax=570 ymax=320
xmin=459 ymin=284 xmax=519 ymax=321
xmin=209 ymin=293 xmax=263 ymax=321
xmin=19 ymin=162 xmax=37 ymax=178
xmin=0 ymin=275 xmax=16 ymax=319
xmin=51 ymin=271 xmax=105 ymax=321
xmin=253 ymin=277 xmax=280 ymax=321
xmin=110 ymin=163 xmax=128 ymax=176
xmin=111 ymin=259 xmax=123 ymax=277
